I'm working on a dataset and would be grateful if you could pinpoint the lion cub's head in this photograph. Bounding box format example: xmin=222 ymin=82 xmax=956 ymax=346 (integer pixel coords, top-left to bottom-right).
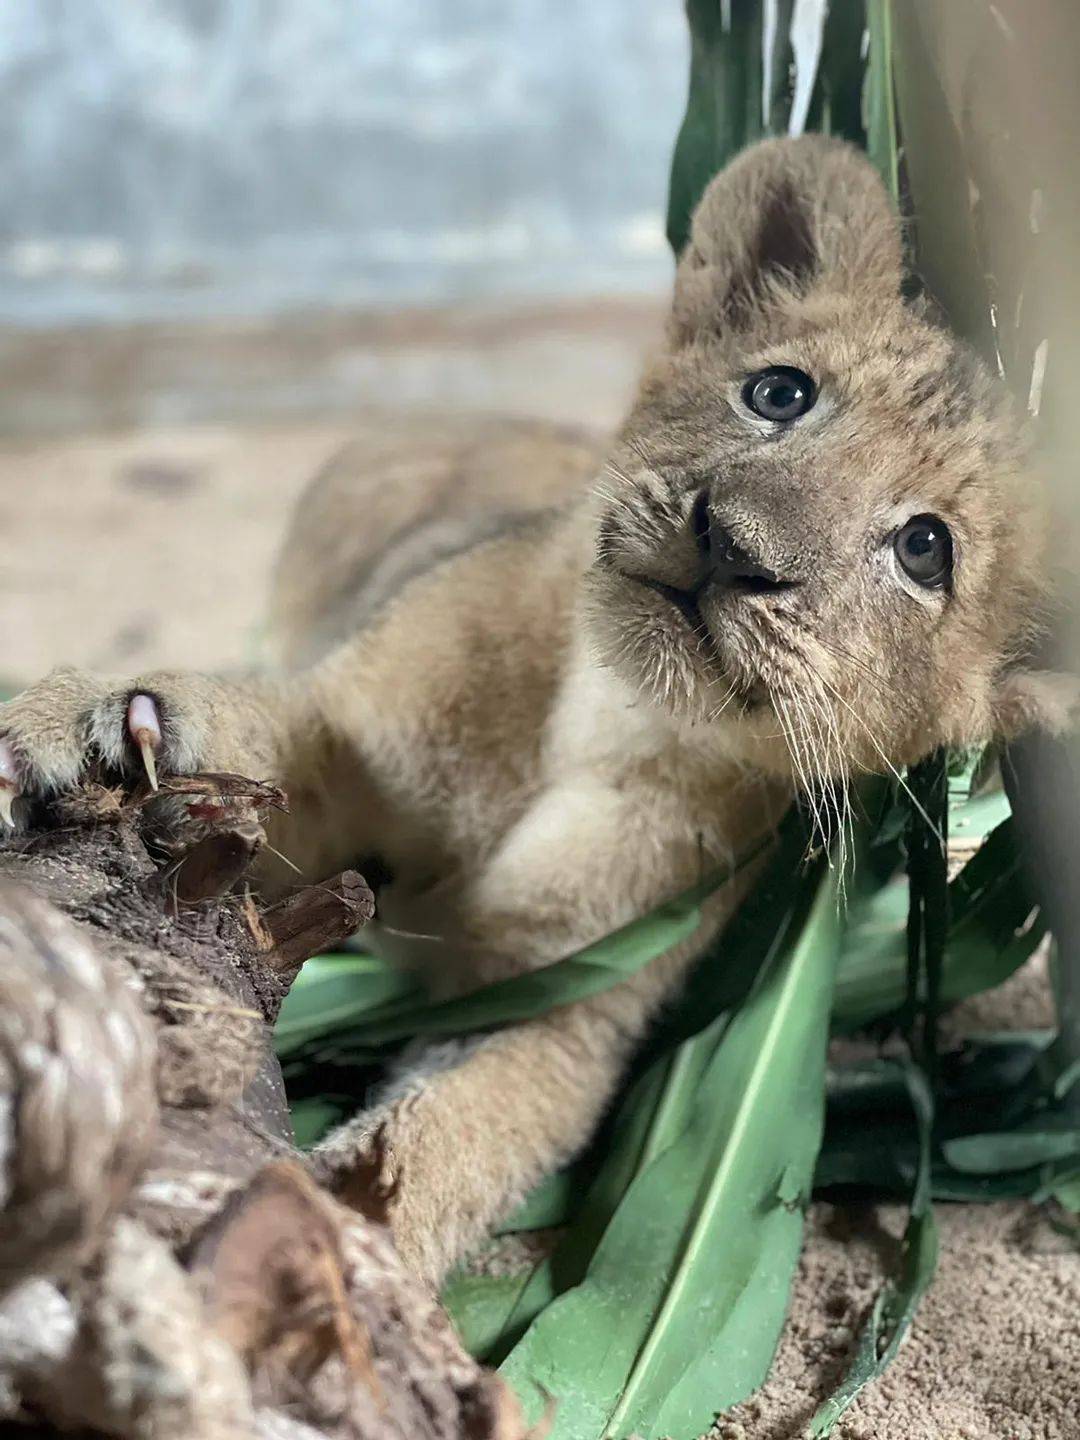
xmin=586 ymin=135 xmax=1073 ymax=783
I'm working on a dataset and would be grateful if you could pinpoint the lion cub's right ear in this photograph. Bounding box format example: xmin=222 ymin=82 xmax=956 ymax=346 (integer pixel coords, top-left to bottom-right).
xmin=670 ymin=135 xmax=903 ymax=345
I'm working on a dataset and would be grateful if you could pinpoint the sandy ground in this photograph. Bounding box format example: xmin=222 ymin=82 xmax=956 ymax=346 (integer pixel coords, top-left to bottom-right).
xmin=0 ymin=298 xmax=660 ymax=684
xmin=2 ymin=299 xmax=1077 ymax=1437
xmin=726 ymin=1196 xmax=1079 ymax=1440
xmin=718 ymin=956 xmax=1080 ymax=1440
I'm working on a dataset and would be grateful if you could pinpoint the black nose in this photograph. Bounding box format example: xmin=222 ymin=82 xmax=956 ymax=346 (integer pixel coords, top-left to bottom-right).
xmin=692 ymin=491 xmax=789 ymax=592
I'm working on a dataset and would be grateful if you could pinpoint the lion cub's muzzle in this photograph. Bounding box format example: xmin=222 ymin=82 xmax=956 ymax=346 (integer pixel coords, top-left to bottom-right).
xmin=626 ymin=487 xmax=801 ymax=627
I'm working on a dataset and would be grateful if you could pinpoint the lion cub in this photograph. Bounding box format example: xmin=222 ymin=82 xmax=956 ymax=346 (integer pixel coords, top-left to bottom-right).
xmin=0 ymin=138 xmax=1069 ymax=1285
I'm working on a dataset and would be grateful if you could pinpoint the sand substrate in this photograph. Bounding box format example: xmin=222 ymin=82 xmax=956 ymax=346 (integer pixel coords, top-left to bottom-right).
xmin=717 ymin=954 xmax=1080 ymax=1440
xmin=720 ymin=1199 xmax=1079 ymax=1440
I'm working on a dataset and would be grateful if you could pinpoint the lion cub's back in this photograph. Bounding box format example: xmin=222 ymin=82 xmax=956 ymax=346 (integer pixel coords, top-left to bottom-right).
xmin=269 ymin=411 xmax=602 ymax=668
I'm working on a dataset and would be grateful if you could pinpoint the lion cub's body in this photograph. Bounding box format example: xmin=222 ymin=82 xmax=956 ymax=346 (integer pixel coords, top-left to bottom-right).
xmin=268 ymin=418 xmax=785 ymax=997
xmin=1 ymin=137 xmax=1065 ymax=1285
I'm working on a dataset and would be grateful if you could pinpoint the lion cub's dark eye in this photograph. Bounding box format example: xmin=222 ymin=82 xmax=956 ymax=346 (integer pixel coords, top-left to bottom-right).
xmin=743 ymin=366 xmax=816 ymax=422
xmin=894 ymin=514 xmax=953 ymax=588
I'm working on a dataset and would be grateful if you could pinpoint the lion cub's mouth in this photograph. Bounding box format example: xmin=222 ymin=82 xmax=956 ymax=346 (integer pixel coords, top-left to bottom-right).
xmin=624 ymin=570 xmax=776 ymax=713
xmin=631 ymin=575 xmax=709 ymax=639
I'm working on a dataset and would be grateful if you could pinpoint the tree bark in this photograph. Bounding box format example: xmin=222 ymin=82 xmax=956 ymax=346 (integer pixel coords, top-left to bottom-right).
xmin=0 ymin=779 xmax=524 ymax=1440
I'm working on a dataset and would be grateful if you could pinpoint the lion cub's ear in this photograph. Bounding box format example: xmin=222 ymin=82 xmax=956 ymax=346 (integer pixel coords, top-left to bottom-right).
xmin=992 ymin=667 xmax=1080 ymax=741
xmin=671 ymin=134 xmax=903 ymax=345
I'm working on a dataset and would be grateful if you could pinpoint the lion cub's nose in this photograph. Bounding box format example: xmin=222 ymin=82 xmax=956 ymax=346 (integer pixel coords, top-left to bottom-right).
xmin=691 ymin=490 xmax=792 ymax=593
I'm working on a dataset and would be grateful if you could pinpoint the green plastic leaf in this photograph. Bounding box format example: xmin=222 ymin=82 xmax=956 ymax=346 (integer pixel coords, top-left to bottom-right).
xmin=944 ymin=1121 xmax=1080 ymax=1175
xmin=505 ymin=823 xmax=806 ymax=1253
xmin=666 ymin=1 xmax=766 ymax=256
xmin=490 ymin=1022 xmax=726 ymax=1362
xmin=903 ymin=753 xmax=950 ymax=1073
xmin=1037 ymin=1167 xmax=1080 ymax=1214
xmin=808 ymin=3 xmax=873 ymax=145
xmin=941 ymin=817 xmax=1043 ymax=1003
xmin=816 ymin=1038 xmax=1059 ymax=1203
xmin=863 ymin=0 xmax=898 ymax=199
xmin=832 ymin=818 xmax=1042 ymax=1031
xmin=442 ymin=1270 xmax=540 ymax=1364
xmin=496 ymin=1167 xmax=581 ymax=1235
xmin=290 ymin=1097 xmax=350 ymax=1150
xmin=1054 ymin=1055 xmax=1080 ymax=1102
xmin=275 ymin=953 xmax=418 ymax=1058
xmin=455 ymin=816 xmax=822 ymax=1362
xmin=808 ymin=1065 xmax=939 ymax=1437
xmin=810 ymin=754 xmax=946 ymax=1436
xmin=500 ymin=858 xmax=840 ymax=1440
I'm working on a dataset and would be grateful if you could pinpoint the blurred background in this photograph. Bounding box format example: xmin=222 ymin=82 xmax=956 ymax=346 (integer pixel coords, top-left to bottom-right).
xmin=0 ymin=0 xmax=686 ymax=681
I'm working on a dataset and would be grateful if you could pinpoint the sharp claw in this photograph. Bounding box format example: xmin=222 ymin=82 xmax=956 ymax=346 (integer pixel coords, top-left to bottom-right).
xmin=127 ymin=694 xmax=162 ymax=793
xmin=0 ymin=740 xmax=19 ymax=828
xmin=135 ymin=734 xmax=158 ymax=792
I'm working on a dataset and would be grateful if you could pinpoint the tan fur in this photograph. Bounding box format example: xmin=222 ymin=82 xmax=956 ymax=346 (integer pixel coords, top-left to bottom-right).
xmin=270 ymin=413 xmax=602 ymax=669
xmin=2 ymin=137 xmax=1071 ymax=1286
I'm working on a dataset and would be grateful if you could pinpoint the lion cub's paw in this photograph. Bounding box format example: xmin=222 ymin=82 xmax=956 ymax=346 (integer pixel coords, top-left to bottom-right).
xmin=0 ymin=667 xmax=211 ymax=827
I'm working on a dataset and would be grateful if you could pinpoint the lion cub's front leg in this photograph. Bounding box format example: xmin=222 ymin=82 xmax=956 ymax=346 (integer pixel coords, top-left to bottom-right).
xmin=311 ymin=782 xmax=736 ymax=1287
xmin=0 ymin=665 xmax=303 ymax=839
xmin=311 ymin=976 xmax=696 ymax=1287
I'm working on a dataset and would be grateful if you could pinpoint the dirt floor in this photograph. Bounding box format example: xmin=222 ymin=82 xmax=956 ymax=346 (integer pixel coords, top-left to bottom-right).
xmin=2 ymin=297 xmax=1078 ymax=1438
xmin=0 ymin=297 xmax=660 ymax=683
xmin=722 ymin=955 xmax=1080 ymax=1440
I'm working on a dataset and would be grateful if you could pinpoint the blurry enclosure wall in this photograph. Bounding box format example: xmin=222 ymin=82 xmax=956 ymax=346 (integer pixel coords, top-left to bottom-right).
xmin=1 ymin=0 xmax=686 ymax=326
xmin=0 ymin=1 xmax=678 ymax=676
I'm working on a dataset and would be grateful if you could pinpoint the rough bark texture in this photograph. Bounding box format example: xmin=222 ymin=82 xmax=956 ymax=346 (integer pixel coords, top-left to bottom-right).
xmin=0 ymin=779 xmax=524 ymax=1440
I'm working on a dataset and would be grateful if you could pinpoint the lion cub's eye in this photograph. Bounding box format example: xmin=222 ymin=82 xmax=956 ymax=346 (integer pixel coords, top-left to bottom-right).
xmin=743 ymin=366 xmax=816 ymax=422
xmin=894 ymin=514 xmax=953 ymax=588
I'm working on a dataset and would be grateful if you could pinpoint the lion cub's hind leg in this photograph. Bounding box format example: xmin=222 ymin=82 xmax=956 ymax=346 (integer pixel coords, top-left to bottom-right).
xmin=268 ymin=413 xmax=600 ymax=668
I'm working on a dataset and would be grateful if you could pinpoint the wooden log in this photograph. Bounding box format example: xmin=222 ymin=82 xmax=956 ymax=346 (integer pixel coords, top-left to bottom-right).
xmin=0 ymin=780 xmax=523 ymax=1440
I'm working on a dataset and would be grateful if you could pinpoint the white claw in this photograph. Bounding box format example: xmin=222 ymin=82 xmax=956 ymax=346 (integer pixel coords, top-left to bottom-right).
xmin=127 ymin=694 xmax=162 ymax=792
xmin=0 ymin=740 xmax=19 ymax=828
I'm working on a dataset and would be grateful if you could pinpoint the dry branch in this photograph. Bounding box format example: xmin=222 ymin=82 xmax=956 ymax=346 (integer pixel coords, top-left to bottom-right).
xmin=262 ymin=872 xmax=376 ymax=982
xmin=0 ymin=778 xmax=524 ymax=1440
